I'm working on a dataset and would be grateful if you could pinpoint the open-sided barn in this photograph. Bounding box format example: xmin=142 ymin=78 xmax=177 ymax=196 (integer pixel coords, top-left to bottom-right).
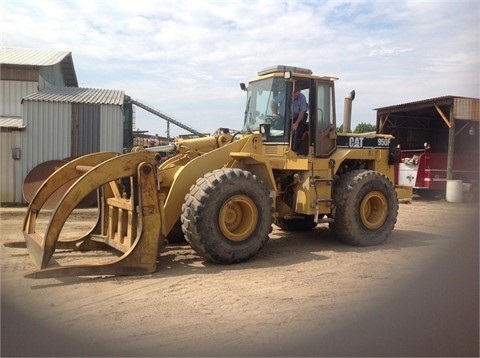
xmin=376 ymin=96 xmax=479 ymax=199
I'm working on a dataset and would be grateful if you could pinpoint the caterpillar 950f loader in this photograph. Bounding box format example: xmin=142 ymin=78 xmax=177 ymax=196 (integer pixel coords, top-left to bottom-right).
xmin=22 ymin=65 xmax=412 ymax=278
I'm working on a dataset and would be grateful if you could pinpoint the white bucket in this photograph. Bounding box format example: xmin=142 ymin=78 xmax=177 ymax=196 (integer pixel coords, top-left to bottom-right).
xmin=446 ymin=180 xmax=463 ymax=203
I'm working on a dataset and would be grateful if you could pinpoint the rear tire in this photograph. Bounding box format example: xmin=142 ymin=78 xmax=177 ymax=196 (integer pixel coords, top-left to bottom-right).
xmin=181 ymin=168 xmax=273 ymax=264
xmin=332 ymin=170 xmax=398 ymax=246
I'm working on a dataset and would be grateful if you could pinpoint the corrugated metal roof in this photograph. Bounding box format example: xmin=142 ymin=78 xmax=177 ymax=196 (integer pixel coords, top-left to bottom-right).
xmin=375 ymin=95 xmax=478 ymax=111
xmin=374 ymin=96 xmax=456 ymax=111
xmin=0 ymin=47 xmax=78 ymax=87
xmin=375 ymin=95 xmax=480 ymax=122
xmin=0 ymin=47 xmax=70 ymax=66
xmin=0 ymin=116 xmax=25 ymax=128
xmin=22 ymin=86 xmax=125 ymax=105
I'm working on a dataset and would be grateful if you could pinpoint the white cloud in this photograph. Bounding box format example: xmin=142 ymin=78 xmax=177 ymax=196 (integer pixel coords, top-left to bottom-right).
xmin=1 ymin=0 xmax=478 ymax=136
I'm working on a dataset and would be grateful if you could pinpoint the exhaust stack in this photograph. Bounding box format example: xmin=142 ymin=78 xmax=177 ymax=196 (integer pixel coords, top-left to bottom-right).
xmin=342 ymin=90 xmax=355 ymax=133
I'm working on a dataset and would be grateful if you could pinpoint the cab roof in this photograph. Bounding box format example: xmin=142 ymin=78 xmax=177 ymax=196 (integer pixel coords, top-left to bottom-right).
xmin=256 ymin=65 xmax=338 ymax=82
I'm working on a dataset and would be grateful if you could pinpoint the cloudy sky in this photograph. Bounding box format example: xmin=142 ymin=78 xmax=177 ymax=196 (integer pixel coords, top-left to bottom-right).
xmin=2 ymin=0 xmax=479 ymax=137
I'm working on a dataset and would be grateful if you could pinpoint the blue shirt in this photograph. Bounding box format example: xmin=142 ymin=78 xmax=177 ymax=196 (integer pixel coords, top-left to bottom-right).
xmin=293 ymin=93 xmax=308 ymax=118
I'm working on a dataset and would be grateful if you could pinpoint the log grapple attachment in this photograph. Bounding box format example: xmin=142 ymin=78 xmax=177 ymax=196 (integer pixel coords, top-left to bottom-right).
xmin=22 ymin=151 xmax=165 ymax=278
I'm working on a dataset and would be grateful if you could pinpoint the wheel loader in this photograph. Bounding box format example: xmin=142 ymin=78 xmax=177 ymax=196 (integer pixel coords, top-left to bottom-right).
xmin=21 ymin=65 xmax=412 ymax=278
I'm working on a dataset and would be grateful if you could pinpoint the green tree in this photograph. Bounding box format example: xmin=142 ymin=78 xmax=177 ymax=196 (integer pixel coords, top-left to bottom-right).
xmin=354 ymin=122 xmax=376 ymax=133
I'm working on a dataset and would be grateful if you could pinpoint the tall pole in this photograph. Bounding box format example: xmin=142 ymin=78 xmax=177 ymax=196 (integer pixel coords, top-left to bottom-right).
xmin=446 ymin=105 xmax=455 ymax=181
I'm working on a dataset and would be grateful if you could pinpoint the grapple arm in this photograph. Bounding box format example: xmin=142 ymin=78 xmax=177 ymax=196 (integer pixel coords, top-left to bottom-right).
xmin=22 ymin=151 xmax=164 ymax=278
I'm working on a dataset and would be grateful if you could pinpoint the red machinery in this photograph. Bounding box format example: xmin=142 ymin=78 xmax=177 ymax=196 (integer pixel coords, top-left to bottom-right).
xmin=396 ymin=144 xmax=478 ymax=197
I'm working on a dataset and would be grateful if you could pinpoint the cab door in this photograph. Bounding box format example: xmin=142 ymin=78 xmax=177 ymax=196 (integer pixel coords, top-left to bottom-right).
xmin=314 ymin=81 xmax=337 ymax=157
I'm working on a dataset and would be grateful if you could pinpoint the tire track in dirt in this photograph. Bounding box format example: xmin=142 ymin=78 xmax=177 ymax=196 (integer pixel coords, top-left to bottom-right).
xmin=1 ymin=200 xmax=478 ymax=356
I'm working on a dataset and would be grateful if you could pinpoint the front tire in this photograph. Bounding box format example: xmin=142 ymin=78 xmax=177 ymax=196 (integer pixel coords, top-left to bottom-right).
xmin=181 ymin=168 xmax=273 ymax=264
xmin=332 ymin=170 xmax=398 ymax=246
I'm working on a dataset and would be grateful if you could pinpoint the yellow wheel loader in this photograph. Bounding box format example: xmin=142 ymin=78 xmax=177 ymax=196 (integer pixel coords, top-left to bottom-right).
xmin=21 ymin=65 xmax=412 ymax=278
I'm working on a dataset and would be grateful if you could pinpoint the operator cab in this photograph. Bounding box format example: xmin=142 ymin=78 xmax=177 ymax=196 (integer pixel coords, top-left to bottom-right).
xmin=241 ymin=65 xmax=338 ymax=157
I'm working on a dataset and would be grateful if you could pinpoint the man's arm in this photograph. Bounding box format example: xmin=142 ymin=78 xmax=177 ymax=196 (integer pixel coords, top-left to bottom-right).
xmin=292 ymin=111 xmax=305 ymax=130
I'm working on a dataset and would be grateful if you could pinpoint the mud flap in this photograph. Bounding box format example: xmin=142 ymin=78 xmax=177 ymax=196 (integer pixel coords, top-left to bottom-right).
xmin=395 ymin=185 xmax=413 ymax=204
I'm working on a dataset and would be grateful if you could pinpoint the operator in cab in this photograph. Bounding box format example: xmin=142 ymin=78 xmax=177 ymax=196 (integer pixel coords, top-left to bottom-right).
xmin=271 ymin=86 xmax=308 ymax=151
xmin=291 ymin=87 xmax=308 ymax=151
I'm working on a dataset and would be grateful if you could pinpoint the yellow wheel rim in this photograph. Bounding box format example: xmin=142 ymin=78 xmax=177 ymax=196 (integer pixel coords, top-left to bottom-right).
xmin=219 ymin=195 xmax=258 ymax=242
xmin=360 ymin=191 xmax=388 ymax=229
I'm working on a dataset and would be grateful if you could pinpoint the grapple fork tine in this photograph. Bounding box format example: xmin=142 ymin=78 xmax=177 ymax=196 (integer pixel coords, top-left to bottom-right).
xmin=23 ymin=152 xmax=117 ymax=269
xmin=23 ymin=152 xmax=163 ymax=278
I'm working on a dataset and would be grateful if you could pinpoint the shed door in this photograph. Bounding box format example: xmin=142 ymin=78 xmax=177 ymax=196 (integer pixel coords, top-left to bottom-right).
xmin=72 ymin=103 xmax=100 ymax=156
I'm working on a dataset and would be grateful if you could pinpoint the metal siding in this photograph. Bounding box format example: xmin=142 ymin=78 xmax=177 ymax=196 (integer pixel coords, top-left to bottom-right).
xmin=0 ymin=65 xmax=39 ymax=81
xmin=39 ymin=65 xmax=67 ymax=87
xmin=1 ymin=129 xmax=24 ymax=203
xmin=72 ymin=103 xmax=100 ymax=156
xmin=20 ymin=101 xmax=71 ymax=202
xmin=100 ymin=105 xmax=123 ymax=152
xmin=454 ymin=98 xmax=480 ymax=121
xmin=0 ymin=130 xmax=14 ymax=202
xmin=0 ymin=80 xmax=38 ymax=116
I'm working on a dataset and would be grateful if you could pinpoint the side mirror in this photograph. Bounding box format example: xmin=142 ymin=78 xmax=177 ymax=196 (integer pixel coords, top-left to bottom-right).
xmin=240 ymin=83 xmax=247 ymax=91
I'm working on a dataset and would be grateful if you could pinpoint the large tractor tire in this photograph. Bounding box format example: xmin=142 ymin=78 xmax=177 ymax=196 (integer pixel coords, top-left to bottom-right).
xmin=181 ymin=168 xmax=273 ymax=264
xmin=332 ymin=170 xmax=398 ymax=246
xmin=276 ymin=215 xmax=317 ymax=232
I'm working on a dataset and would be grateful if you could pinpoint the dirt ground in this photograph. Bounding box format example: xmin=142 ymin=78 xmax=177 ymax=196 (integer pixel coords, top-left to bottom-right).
xmin=1 ymin=197 xmax=478 ymax=357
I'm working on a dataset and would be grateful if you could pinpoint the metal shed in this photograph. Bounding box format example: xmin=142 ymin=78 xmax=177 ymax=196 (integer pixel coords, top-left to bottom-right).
xmin=375 ymin=96 xmax=479 ymax=198
xmin=15 ymin=87 xmax=126 ymax=204
xmin=1 ymin=48 xmax=129 ymax=205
